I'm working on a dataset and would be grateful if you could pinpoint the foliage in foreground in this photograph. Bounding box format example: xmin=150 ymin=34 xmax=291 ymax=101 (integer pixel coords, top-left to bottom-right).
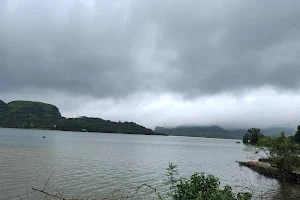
xmin=165 ymin=163 xmax=252 ymax=200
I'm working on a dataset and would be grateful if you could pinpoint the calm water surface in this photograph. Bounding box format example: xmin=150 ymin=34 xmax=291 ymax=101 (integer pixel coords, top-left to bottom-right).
xmin=0 ymin=128 xmax=279 ymax=199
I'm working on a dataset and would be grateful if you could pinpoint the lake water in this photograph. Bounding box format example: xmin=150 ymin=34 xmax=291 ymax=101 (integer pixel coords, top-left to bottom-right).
xmin=0 ymin=128 xmax=280 ymax=199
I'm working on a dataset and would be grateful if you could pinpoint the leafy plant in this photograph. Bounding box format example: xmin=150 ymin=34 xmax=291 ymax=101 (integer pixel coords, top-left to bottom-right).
xmin=257 ymin=131 xmax=300 ymax=173
xmin=294 ymin=125 xmax=300 ymax=144
xmin=165 ymin=163 xmax=252 ymax=200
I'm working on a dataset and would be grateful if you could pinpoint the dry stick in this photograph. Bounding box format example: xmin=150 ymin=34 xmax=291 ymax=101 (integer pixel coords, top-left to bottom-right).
xmin=32 ymin=188 xmax=68 ymax=200
xmin=43 ymin=172 xmax=54 ymax=191
xmin=132 ymin=183 xmax=158 ymax=200
xmin=50 ymin=187 xmax=65 ymax=199
xmin=32 ymin=188 xmax=87 ymax=200
xmin=26 ymin=184 xmax=28 ymax=200
xmin=41 ymin=172 xmax=55 ymax=200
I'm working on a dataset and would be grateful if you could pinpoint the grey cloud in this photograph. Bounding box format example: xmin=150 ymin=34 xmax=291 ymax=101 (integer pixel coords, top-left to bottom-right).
xmin=1 ymin=0 xmax=300 ymax=99
xmin=148 ymin=0 xmax=300 ymax=96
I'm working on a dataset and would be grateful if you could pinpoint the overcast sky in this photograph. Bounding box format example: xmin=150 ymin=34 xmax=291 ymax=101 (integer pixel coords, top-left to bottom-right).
xmin=1 ymin=0 xmax=300 ymax=129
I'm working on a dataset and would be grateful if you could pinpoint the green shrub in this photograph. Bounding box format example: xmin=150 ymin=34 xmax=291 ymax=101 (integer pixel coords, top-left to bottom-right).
xmin=257 ymin=131 xmax=300 ymax=173
xmin=166 ymin=163 xmax=252 ymax=200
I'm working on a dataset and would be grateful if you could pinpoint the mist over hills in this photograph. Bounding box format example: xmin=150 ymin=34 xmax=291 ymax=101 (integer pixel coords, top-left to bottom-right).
xmin=155 ymin=125 xmax=233 ymax=139
xmin=155 ymin=125 xmax=296 ymax=139
xmin=0 ymin=99 xmax=296 ymax=139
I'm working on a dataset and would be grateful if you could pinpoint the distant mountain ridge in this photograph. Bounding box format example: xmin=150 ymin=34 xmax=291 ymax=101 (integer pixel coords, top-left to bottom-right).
xmin=261 ymin=127 xmax=296 ymax=136
xmin=229 ymin=127 xmax=296 ymax=139
xmin=155 ymin=125 xmax=296 ymax=139
xmin=155 ymin=125 xmax=234 ymax=139
xmin=1 ymin=99 xmax=295 ymax=138
xmin=0 ymin=100 xmax=164 ymax=135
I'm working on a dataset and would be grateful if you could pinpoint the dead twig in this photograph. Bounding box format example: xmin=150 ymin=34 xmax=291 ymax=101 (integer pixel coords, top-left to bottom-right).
xmin=32 ymin=188 xmax=68 ymax=200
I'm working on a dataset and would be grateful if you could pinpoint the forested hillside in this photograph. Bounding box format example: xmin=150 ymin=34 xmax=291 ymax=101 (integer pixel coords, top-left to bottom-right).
xmin=0 ymin=100 xmax=164 ymax=135
xmin=0 ymin=100 xmax=61 ymax=128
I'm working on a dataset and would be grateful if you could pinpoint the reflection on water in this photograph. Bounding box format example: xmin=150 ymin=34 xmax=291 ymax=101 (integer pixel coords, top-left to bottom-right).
xmin=0 ymin=128 xmax=281 ymax=199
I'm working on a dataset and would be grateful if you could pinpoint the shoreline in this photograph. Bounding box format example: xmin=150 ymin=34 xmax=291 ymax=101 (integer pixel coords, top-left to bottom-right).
xmin=238 ymin=160 xmax=300 ymax=184
xmin=0 ymin=127 xmax=169 ymax=136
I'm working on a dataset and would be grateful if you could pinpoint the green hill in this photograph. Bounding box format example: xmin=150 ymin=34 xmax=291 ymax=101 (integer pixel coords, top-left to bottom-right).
xmin=155 ymin=125 xmax=233 ymax=139
xmin=0 ymin=100 xmax=61 ymax=128
xmin=0 ymin=100 xmax=164 ymax=135
xmin=55 ymin=117 xmax=159 ymax=135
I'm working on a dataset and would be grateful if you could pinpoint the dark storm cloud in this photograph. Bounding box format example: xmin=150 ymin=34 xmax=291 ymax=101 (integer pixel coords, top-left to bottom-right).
xmin=1 ymin=0 xmax=300 ymax=98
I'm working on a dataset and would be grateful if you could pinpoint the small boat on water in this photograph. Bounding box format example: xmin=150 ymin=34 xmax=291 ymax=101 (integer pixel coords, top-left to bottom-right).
xmin=42 ymin=136 xmax=46 ymax=138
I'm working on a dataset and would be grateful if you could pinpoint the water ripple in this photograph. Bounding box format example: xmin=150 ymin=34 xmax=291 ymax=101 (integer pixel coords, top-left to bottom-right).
xmin=0 ymin=128 xmax=279 ymax=199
